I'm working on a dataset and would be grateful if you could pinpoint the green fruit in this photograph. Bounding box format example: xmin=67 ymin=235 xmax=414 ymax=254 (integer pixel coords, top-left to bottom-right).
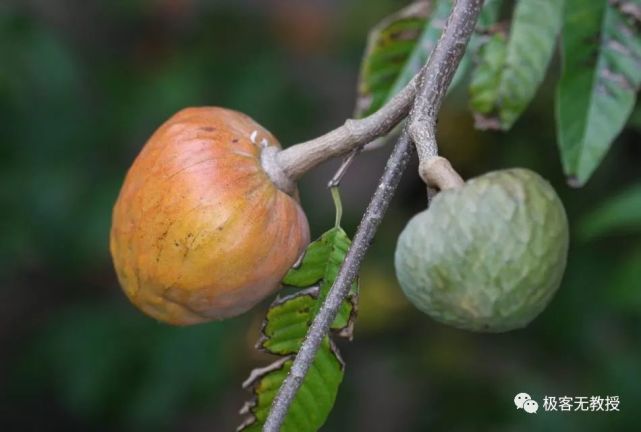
xmin=394 ymin=168 xmax=569 ymax=332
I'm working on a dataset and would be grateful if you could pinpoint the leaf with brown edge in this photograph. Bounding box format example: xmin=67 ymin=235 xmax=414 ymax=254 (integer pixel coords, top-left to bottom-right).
xmin=354 ymin=1 xmax=432 ymax=118
xmin=238 ymin=227 xmax=358 ymax=432
xmin=355 ymin=0 xmax=503 ymax=119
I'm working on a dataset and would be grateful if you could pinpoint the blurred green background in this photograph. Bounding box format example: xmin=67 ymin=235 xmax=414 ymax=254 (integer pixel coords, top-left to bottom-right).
xmin=1 ymin=1 xmax=640 ymax=431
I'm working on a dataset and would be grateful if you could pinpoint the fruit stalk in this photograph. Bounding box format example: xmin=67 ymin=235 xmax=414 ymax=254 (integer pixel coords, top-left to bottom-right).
xmin=263 ymin=70 xmax=422 ymax=191
xmin=263 ymin=1 xmax=484 ymax=430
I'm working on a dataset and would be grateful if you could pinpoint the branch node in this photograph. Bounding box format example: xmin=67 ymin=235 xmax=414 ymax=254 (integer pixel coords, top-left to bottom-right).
xmin=343 ymin=118 xmax=360 ymax=141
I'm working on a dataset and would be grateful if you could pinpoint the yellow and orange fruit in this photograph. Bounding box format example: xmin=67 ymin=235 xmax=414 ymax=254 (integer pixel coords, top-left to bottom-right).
xmin=110 ymin=107 xmax=310 ymax=325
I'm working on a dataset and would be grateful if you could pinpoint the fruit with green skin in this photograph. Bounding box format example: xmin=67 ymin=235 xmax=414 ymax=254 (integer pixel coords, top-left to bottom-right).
xmin=110 ymin=107 xmax=310 ymax=325
xmin=394 ymin=168 xmax=569 ymax=332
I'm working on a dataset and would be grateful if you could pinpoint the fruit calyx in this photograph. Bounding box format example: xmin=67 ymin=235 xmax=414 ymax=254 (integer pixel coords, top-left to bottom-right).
xmin=261 ymin=145 xmax=297 ymax=196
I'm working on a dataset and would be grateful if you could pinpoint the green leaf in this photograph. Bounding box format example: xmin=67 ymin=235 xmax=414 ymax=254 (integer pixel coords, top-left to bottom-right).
xmin=469 ymin=33 xmax=508 ymax=127
xmin=239 ymin=227 xmax=358 ymax=432
xmin=470 ymin=0 xmax=564 ymax=130
xmin=579 ymin=182 xmax=641 ymax=240
xmin=355 ymin=1 xmax=432 ymax=118
xmin=257 ymin=289 xmax=316 ymax=355
xmin=355 ymin=0 xmax=502 ymax=118
xmin=556 ymin=0 xmax=641 ymax=186
xmin=240 ymin=339 xmax=344 ymax=432
xmin=456 ymin=0 xmax=504 ymax=90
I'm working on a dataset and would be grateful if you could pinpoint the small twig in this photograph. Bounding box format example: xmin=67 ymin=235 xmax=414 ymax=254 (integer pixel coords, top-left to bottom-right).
xmin=327 ymin=150 xmax=361 ymax=188
xmin=262 ymin=1 xmax=483 ymax=431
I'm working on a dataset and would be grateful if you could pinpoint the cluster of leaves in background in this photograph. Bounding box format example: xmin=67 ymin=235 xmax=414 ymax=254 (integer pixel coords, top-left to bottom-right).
xmin=355 ymin=0 xmax=641 ymax=186
xmin=355 ymin=0 xmax=501 ymax=119
xmin=239 ymin=222 xmax=358 ymax=431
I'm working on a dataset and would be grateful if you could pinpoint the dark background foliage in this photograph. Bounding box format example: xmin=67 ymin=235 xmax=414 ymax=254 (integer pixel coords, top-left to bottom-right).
xmin=1 ymin=1 xmax=640 ymax=431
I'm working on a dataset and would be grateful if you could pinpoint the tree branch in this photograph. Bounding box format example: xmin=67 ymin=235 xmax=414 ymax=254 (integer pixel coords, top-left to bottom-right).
xmin=262 ymin=1 xmax=483 ymax=431
xmin=408 ymin=0 xmax=482 ymax=185
xmin=263 ymin=130 xmax=415 ymax=432
xmin=272 ymin=70 xmax=422 ymax=182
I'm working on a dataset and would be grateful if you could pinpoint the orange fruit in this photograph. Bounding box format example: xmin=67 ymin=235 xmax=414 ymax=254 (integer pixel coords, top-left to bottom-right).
xmin=110 ymin=107 xmax=310 ymax=325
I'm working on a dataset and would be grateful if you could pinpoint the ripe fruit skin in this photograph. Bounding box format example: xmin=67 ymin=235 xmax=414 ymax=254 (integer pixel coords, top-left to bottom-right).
xmin=395 ymin=168 xmax=569 ymax=332
xmin=110 ymin=107 xmax=310 ymax=325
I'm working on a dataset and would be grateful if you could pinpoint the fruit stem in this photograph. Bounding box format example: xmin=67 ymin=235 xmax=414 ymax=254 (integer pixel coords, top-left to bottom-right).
xmin=263 ymin=67 xmax=424 ymax=189
xmin=420 ymin=156 xmax=465 ymax=191
xmin=406 ymin=0 xmax=479 ymax=195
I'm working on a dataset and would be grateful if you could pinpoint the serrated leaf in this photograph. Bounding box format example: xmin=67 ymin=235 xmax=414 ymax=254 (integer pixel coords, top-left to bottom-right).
xmin=283 ymin=228 xmax=350 ymax=289
xmin=239 ymin=227 xmax=358 ymax=432
xmin=257 ymin=288 xmax=318 ymax=355
xmin=355 ymin=0 xmax=502 ymax=118
xmin=240 ymin=339 xmax=344 ymax=432
xmin=556 ymin=0 xmax=641 ymax=186
xmin=579 ymin=182 xmax=641 ymax=240
xmin=285 ymin=228 xmax=356 ymax=297
xmin=470 ymin=0 xmax=563 ymax=130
